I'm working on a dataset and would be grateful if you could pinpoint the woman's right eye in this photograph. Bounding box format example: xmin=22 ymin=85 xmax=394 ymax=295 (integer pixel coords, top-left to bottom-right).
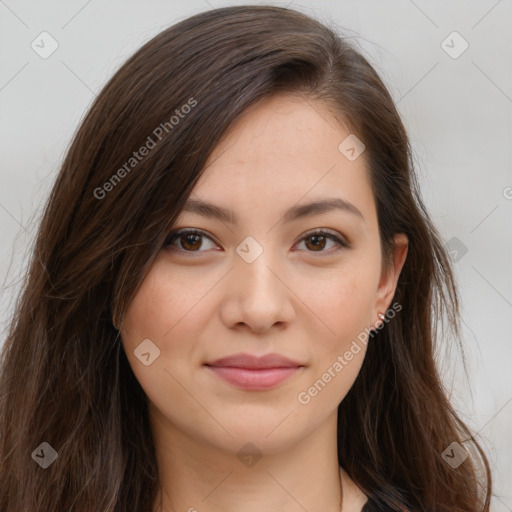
xmin=164 ymin=229 xmax=219 ymax=254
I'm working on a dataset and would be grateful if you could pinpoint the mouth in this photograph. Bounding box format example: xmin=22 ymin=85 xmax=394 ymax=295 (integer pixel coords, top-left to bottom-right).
xmin=204 ymin=352 xmax=305 ymax=390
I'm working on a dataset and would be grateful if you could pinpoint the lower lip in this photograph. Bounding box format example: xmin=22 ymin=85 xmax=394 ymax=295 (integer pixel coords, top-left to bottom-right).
xmin=205 ymin=366 xmax=301 ymax=390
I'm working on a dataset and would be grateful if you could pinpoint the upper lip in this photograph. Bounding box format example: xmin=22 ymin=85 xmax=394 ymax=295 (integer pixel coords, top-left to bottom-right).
xmin=204 ymin=352 xmax=304 ymax=369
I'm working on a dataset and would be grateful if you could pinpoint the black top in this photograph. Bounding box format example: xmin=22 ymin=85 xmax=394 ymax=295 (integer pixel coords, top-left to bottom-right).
xmin=361 ymin=497 xmax=409 ymax=511
xmin=362 ymin=498 xmax=381 ymax=511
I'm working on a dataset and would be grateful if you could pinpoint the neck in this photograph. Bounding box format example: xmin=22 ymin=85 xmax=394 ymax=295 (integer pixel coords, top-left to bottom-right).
xmin=150 ymin=405 xmax=344 ymax=512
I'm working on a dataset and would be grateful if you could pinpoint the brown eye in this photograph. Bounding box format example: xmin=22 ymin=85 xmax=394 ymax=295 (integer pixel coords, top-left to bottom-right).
xmin=304 ymin=233 xmax=328 ymax=251
xmin=179 ymin=233 xmax=202 ymax=251
xmin=295 ymin=230 xmax=349 ymax=254
xmin=163 ymin=228 xmax=349 ymax=256
xmin=164 ymin=230 xmax=217 ymax=252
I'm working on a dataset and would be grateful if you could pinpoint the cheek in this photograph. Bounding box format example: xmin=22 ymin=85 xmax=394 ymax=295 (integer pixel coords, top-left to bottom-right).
xmin=119 ymin=262 xmax=200 ymax=382
xmin=306 ymin=258 xmax=379 ymax=341
xmin=296 ymin=255 xmax=378 ymax=403
xmin=123 ymin=258 xmax=214 ymax=343
xmin=120 ymin=262 xmax=214 ymax=426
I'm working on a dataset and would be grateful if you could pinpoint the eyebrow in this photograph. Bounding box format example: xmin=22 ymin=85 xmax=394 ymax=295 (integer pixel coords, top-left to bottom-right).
xmin=180 ymin=197 xmax=365 ymax=225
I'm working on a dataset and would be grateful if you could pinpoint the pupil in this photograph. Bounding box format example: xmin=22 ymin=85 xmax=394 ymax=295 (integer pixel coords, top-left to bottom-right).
xmin=182 ymin=234 xmax=201 ymax=250
xmin=308 ymin=235 xmax=325 ymax=251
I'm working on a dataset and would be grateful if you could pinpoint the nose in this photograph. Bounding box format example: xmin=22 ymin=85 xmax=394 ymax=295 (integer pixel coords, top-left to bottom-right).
xmin=219 ymin=249 xmax=296 ymax=334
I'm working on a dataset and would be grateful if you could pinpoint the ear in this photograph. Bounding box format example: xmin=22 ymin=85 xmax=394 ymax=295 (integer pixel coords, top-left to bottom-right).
xmin=372 ymin=232 xmax=408 ymax=319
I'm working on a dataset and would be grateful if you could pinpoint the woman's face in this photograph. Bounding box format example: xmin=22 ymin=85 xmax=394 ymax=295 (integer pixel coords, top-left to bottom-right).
xmin=120 ymin=93 xmax=407 ymax=455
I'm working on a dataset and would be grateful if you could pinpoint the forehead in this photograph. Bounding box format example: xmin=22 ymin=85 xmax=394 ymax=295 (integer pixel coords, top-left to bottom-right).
xmin=185 ymin=93 xmax=375 ymax=226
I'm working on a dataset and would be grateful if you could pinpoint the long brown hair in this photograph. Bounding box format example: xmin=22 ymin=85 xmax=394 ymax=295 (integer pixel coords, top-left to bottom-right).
xmin=0 ymin=5 xmax=491 ymax=511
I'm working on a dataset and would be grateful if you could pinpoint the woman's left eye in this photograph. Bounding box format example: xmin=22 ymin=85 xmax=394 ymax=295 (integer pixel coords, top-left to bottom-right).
xmin=163 ymin=229 xmax=349 ymax=254
xmin=294 ymin=230 xmax=349 ymax=253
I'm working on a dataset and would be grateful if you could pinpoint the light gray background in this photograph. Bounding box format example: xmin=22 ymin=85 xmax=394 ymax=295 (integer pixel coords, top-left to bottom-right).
xmin=1 ymin=0 xmax=511 ymax=509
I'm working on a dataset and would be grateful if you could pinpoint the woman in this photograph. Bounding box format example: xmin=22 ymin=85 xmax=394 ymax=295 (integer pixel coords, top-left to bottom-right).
xmin=0 ymin=5 xmax=492 ymax=511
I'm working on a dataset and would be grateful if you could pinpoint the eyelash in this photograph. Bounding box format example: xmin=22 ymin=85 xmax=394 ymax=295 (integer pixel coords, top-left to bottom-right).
xmin=163 ymin=228 xmax=350 ymax=256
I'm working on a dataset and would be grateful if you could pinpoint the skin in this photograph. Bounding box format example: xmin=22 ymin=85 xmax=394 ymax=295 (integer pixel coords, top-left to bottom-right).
xmin=120 ymin=93 xmax=408 ymax=512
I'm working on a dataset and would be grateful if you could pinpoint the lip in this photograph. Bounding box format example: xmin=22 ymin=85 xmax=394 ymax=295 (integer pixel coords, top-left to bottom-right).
xmin=204 ymin=352 xmax=304 ymax=390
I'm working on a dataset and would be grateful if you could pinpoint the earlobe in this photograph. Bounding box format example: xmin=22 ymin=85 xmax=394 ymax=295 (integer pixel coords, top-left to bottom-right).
xmin=372 ymin=312 xmax=386 ymax=331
